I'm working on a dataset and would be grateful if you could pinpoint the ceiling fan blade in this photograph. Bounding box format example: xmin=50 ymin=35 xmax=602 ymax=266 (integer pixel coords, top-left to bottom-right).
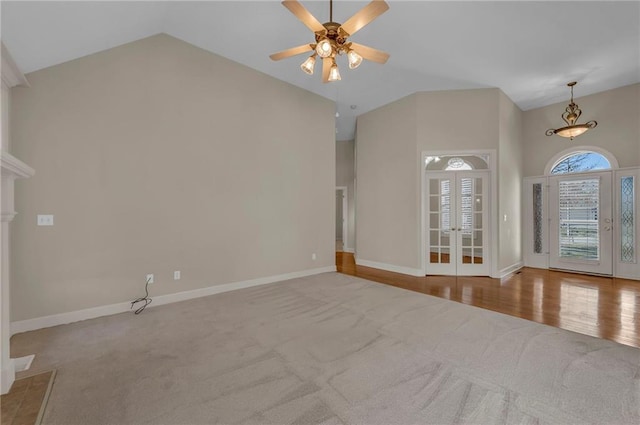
xmin=340 ymin=0 xmax=389 ymax=36
xmin=322 ymin=57 xmax=331 ymax=83
xmin=282 ymin=0 xmax=325 ymax=33
xmin=349 ymin=42 xmax=390 ymax=64
xmin=270 ymin=44 xmax=314 ymax=61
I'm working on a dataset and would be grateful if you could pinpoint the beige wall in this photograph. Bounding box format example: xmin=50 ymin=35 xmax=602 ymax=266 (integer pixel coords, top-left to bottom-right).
xmin=357 ymin=83 xmax=637 ymax=276
xmin=498 ymin=91 xmax=523 ymax=270
xmin=357 ymin=89 xmax=505 ymax=273
xmin=523 ymin=83 xmax=640 ymax=176
xmin=416 ymin=89 xmax=501 ymax=273
xmin=416 ymin=89 xmax=499 ymax=152
xmin=336 ymin=139 xmax=355 ymax=250
xmin=356 ymin=94 xmax=419 ymax=269
xmin=10 ymin=34 xmax=335 ymax=321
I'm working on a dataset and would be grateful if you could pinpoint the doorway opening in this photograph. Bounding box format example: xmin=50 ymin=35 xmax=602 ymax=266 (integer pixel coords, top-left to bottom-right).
xmin=336 ymin=187 xmax=347 ymax=252
xmin=549 ymin=171 xmax=613 ymax=275
xmin=546 ymin=150 xmax=613 ymax=275
xmin=524 ymin=147 xmax=639 ymax=279
xmin=423 ymin=152 xmax=494 ymax=276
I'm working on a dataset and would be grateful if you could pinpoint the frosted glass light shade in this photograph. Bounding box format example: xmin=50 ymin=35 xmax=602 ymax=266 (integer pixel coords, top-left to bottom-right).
xmin=316 ymin=39 xmax=333 ymax=58
xmin=328 ymin=63 xmax=341 ymax=81
xmin=556 ymin=125 xmax=590 ymax=139
xmin=347 ymin=50 xmax=363 ymax=69
xmin=300 ymin=55 xmax=316 ymax=75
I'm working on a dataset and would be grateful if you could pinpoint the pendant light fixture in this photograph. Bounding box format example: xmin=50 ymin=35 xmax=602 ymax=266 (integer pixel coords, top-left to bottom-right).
xmin=545 ymin=82 xmax=598 ymax=140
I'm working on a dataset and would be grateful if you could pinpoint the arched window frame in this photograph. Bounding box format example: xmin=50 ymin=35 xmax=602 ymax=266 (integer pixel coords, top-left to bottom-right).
xmin=544 ymin=146 xmax=619 ymax=175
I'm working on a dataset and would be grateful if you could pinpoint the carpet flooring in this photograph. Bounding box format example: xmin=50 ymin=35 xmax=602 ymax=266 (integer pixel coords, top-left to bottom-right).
xmin=10 ymin=272 xmax=640 ymax=424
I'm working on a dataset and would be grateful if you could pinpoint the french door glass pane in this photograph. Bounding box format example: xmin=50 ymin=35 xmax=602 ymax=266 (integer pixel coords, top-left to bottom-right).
xmin=441 ymin=248 xmax=450 ymax=263
xmin=558 ymin=179 xmax=600 ymax=260
xmin=474 ymin=248 xmax=483 ymax=264
xmin=460 ymin=178 xmax=473 ymax=232
xmin=462 ymin=248 xmax=472 ymax=263
xmin=474 ymin=213 xmax=482 ymax=229
xmin=440 ymin=180 xmax=451 ymax=232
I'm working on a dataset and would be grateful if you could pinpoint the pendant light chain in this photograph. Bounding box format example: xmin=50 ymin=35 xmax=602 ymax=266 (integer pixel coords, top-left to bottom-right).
xmin=570 ymin=84 xmax=574 ymax=104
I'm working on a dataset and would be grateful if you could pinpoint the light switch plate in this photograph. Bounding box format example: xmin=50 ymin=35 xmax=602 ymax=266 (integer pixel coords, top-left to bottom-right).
xmin=37 ymin=215 xmax=54 ymax=226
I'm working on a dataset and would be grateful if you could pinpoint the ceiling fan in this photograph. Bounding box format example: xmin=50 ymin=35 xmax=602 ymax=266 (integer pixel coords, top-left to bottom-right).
xmin=270 ymin=0 xmax=390 ymax=83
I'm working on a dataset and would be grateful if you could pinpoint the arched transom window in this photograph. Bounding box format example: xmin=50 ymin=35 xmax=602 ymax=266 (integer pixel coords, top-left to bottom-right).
xmin=425 ymin=155 xmax=489 ymax=171
xmin=550 ymin=151 xmax=612 ymax=174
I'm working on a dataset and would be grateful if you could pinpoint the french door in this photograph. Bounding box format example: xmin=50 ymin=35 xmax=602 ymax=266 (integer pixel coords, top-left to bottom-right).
xmin=549 ymin=172 xmax=613 ymax=275
xmin=426 ymin=171 xmax=490 ymax=275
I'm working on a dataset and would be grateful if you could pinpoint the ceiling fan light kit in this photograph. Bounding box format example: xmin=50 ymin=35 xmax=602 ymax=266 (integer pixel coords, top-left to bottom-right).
xmin=546 ymin=81 xmax=598 ymax=140
xmin=270 ymin=0 xmax=390 ymax=83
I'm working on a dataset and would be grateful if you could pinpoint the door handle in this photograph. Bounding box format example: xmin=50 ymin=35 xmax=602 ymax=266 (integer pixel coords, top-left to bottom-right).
xmin=457 ymin=228 xmax=462 ymax=231
xmin=451 ymin=228 xmax=456 ymax=231
xmin=604 ymin=226 xmax=611 ymax=231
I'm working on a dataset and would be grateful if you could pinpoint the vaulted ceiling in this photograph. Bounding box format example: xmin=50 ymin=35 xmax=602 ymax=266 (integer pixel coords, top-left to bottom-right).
xmin=3 ymin=1 xmax=639 ymax=141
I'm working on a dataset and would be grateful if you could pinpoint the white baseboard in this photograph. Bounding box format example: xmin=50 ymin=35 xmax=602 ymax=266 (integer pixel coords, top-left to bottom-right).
xmin=343 ymin=247 xmax=355 ymax=253
xmin=11 ymin=266 xmax=336 ymax=336
xmin=1 ymin=364 xmax=15 ymax=395
xmin=13 ymin=354 xmax=35 ymax=372
xmin=498 ymin=261 xmax=524 ymax=278
xmin=355 ymin=258 xmax=424 ymax=277
xmin=609 ymin=272 xmax=639 ymax=281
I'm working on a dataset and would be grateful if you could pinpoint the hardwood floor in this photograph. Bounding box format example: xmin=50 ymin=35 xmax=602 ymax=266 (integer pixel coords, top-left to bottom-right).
xmin=1 ymin=371 xmax=54 ymax=425
xmin=336 ymin=252 xmax=640 ymax=348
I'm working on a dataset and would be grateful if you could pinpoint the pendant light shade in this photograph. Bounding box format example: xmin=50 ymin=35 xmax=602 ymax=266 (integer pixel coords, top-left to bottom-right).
xmin=546 ymin=82 xmax=598 ymax=141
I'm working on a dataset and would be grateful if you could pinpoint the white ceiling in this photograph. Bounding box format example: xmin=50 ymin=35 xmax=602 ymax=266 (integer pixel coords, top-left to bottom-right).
xmin=2 ymin=1 xmax=639 ymax=141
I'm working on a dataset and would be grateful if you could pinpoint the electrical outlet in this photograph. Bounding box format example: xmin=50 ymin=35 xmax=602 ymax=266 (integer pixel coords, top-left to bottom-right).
xmin=312 ymin=253 xmax=317 ymax=261
xmin=37 ymin=215 xmax=54 ymax=226
xmin=174 ymin=271 xmax=181 ymax=280
xmin=146 ymin=274 xmax=154 ymax=284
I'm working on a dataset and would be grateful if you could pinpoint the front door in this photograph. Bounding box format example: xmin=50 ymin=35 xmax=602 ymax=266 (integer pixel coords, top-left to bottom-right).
xmin=426 ymin=171 xmax=490 ymax=275
xmin=549 ymin=172 xmax=613 ymax=275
